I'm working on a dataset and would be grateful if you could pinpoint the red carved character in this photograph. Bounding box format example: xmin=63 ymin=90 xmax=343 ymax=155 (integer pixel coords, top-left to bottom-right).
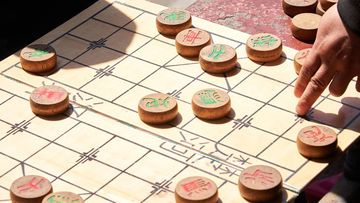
xmin=183 ymin=30 xmax=202 ymax=44
xmin=303 ymin=126 xmax=334 ymax=143
xmin=17 ymin=177 xmax=45 ymax=193
xmin=35 ymin=88 xmax=65 ymax=100
xmin=181 ymin=178 xmax=212 ymax=196
xmin=297 ymin=49 xmax=310 ymax=60
xmin=243 ymin=169 xmax=274 ymax=185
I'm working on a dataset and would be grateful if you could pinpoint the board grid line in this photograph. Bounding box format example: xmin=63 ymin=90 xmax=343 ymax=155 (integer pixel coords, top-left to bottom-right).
xmin=1 ymin=1 xmax=359 ymax=202
xmin=0 ymin=88 xmax=300 ymax=194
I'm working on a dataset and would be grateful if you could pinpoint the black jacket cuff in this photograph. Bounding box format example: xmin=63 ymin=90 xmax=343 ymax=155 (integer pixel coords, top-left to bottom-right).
xmin=338 ymin=0 xmax=360 ymax=36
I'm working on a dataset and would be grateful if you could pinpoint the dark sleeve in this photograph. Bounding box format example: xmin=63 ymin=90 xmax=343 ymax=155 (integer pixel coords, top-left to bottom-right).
xmin=338 ymin=0 xmax=360 ymax=36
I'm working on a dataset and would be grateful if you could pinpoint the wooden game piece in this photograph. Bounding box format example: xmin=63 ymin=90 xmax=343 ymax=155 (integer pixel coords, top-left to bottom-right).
xmin=10 ymin=175 xmax=53 ymax=203
xmin=316 ymin=2 xmax=326 ymax=16
xmin=291 ymin=13 xmax=322 ymax=42
xmin=156 ymin=8 xmax=192 ymax=36
xmin=138 ymin=93 xmax=178 ymax=124
xmin=246 ymin=33 xmax=283 ymax=62
xmin=199 ymin=44 xmax=237 ymax=74
xmin=294 ymin=48 xmax=311 ymax=75
xmin=20 ymin=44 xmax=57 ymax=73
xmin=297 ymin=125 xmax=338 ymax=159
xmin=42 ymin=191 xmax=84 ymax=203
xmin=319 ymin=0 xmax=338 ymax=11
xmin=175 ymin=176 xmax=218 ymax=203
xmin=175 ymin=28 xmax=212 ymax=57
xmin=191 ymin=88 xmax=231 ymax=120
xmin=282 ymin=0 xmax=317 ymax=17
xmin=30 ymin=85 xmax=69 ymax=116
xmin=238 ymin=165 xmax=283 ymax=202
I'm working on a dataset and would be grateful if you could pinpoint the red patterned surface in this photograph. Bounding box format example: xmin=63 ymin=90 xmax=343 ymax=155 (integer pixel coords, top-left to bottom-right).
xmin=186 ymin=0 xmax=313 ymax=50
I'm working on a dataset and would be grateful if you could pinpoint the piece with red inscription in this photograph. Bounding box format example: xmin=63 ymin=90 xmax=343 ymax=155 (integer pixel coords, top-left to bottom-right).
xmin=30 ymin=85 xmax=69 ymax=116
xmin=42 ymin=191 xmax=84 ymax=203
xmin=156 ymin=8 xmax=192 ymax=36
xmin=238 ymin=165 xmax=283 ymax=202
xmin=297 ymin=125 xmax=338 ymax=159
xmin=294 ymin=48 xmax=311 ymax=74
xmin=20 ymin=44 xmax=57 ymax=73
xmin=246 ymin=33 xmax=283 ymax=63
xmin=175 ymin=176 xmax=218 ymax=203
xmin=175 ymin=28 xmax=212 ymax=58
xmin=10 ymin=175 xmax=53 ymax=203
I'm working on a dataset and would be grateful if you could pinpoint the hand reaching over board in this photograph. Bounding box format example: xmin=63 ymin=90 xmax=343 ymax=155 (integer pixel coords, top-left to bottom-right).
xmin=294 ymin=5 xmax=360 ymax=116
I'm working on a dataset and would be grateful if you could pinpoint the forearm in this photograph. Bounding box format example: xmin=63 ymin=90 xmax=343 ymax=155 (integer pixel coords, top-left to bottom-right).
xmin=338 ymin=0 xmax=360 ymax=36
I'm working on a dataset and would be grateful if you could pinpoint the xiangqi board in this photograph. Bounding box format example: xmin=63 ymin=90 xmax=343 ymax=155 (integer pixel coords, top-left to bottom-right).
xmin=0 ymin=0 xmax=359 ymax=202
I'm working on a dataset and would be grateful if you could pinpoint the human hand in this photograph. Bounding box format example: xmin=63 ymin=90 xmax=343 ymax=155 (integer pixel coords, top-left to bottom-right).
xmin=294 ymin=5 xmax=360 ymax=116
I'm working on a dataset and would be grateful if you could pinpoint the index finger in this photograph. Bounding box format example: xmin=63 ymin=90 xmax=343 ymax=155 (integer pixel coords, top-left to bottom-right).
xmin=296 ymin=63 xmax=336 ymax=115
xmin=294 ymin=49 xmax=321 ymax=98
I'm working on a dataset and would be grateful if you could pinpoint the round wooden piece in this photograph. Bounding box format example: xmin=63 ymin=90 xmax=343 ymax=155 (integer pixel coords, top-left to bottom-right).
xmin=191 ymin=88 xmax=231 ymax=120
xmin=291 ymin=13 xmax=322 ymax=42
xmin=175 ymin=28 xmax=212 ymax=57
xmin=316 ymin=2 xmax=326 ymax=16
xmin=30 ymin=85 xmax=69 ymax=116
xmin=20 ymin=44 xmax=57 ymax=73
xmin=294 ymin=48 xmax=311 ymax=75
xmin=282 ymin=0 xmax=317 ymax=17
xmin=297 ymin=125 xmax=338 ymax=159
xmin=246 ymin=33 xmax=283 ymax=62
xmin=319 ymin=0 xmax=338 ymax=11
xmin=42 ymin=192 xmax=84 ymax=203
xmin=199 ymin=44 xmax=237 ymax=73
xmin=175 ymin=176 xmax=218 ymax=203
xmin=10 ymin=175 xmax=53 ymax=203
xmin=238 ymin=165 xmax=283 ymax=202
xmin=138 ymin=93 xmax=178 ymax=124
xmin=156 ymin=8 xmax=192 ymax=36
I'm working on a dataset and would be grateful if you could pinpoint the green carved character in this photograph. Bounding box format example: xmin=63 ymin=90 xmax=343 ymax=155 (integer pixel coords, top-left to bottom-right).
xmin=208 ymin=45 xmax=225 ymax=60
xmin=252 ymin=35 xmax=278 ymax=48
xmin=29 ymin=49 xmax=49 ymax=58
xmin=143 ymin=97 xmax=170 ymax=108
xmin=161 ymin=11 xmax=186 ymax=21
xmin=199 ymin=90 xmax=223 ymax=105
xmin=47 ymin=195 xmax=80 ymax=203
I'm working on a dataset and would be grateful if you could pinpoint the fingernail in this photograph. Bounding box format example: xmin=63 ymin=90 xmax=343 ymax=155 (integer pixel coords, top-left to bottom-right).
xmin=296 ymin=102 xmax=308 ymax=116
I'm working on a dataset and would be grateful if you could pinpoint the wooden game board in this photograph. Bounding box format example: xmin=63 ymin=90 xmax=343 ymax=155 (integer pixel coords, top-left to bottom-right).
xmin=0 ymin=0 xmax=359 ymax=202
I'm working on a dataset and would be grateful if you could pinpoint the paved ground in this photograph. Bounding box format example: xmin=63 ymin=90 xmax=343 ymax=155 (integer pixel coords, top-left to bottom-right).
xmin=188 ymin=0 xmax=313 ymax=50
xmin=149 ymin=0 xmax=313 ymax=50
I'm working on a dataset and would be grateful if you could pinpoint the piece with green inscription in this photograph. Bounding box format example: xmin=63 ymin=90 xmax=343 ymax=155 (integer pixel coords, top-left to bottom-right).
xmin=199 ymin=89 xmax=223 ymax=105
